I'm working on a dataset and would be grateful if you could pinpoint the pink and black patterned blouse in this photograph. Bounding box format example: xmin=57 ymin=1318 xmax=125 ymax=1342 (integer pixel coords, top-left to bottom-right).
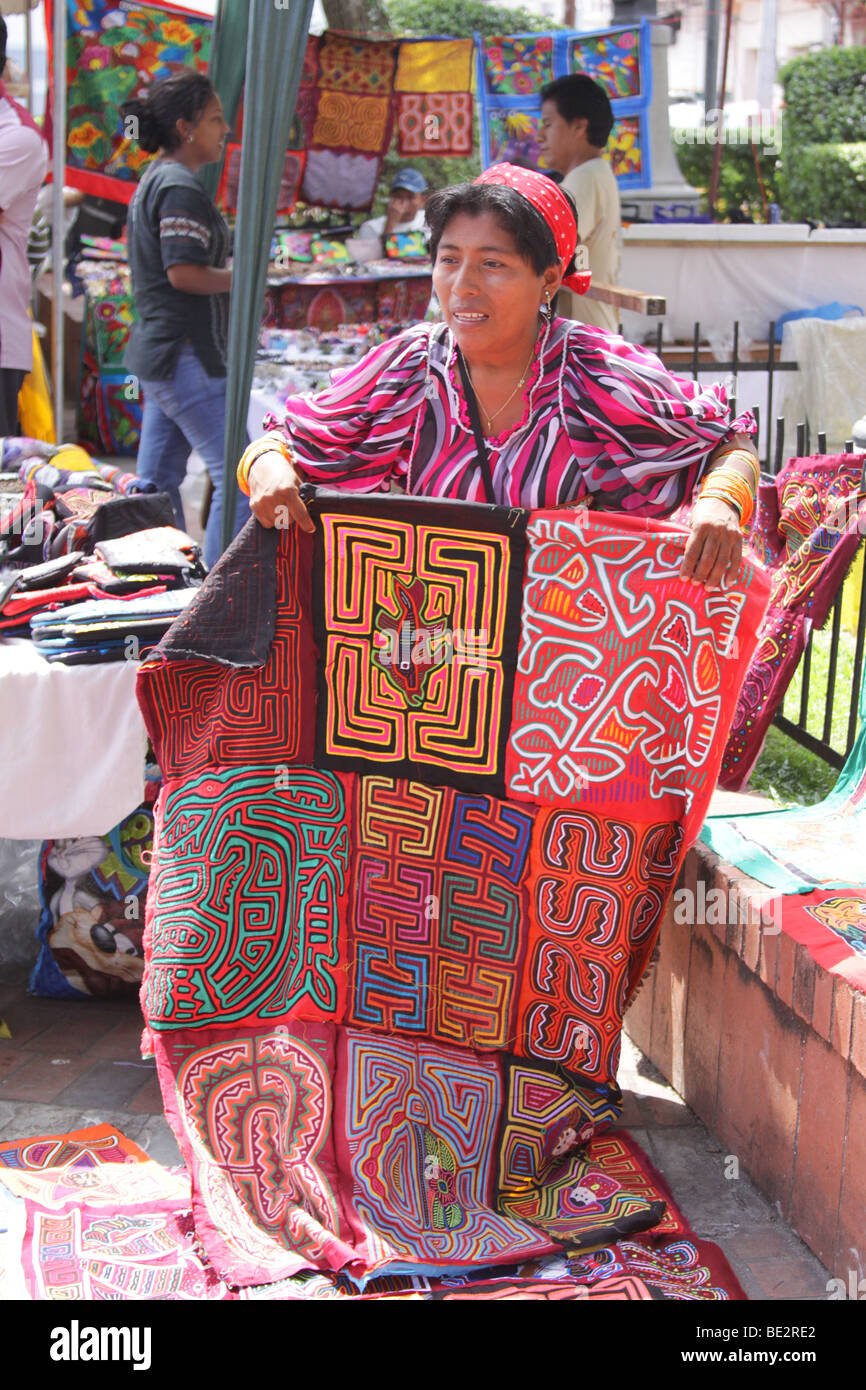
xmin=264 ymin=317 xmax=754 ymax=515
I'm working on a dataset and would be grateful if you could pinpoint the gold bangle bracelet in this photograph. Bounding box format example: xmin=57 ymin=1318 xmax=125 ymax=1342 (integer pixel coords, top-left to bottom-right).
xmin=237 ymin=437 xmax=294 ymax=496
xmin=698 ymin=481 xmax=754 ymax=528
xmin=711 ymin=447 xmax=760 ymax=480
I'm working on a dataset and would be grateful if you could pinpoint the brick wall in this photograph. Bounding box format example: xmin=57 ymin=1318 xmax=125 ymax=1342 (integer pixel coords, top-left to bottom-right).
xmin=625 ymin=841 xmax=866 ymax=1281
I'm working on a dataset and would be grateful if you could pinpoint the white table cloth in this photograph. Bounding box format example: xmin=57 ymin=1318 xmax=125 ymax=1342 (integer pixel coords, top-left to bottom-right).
xmin=0 ymin=638 xmax=147 ymax=839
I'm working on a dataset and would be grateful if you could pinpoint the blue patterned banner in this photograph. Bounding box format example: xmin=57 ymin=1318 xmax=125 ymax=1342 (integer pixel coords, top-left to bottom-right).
xmin=475 ymin=22 xmax=653 ymax=191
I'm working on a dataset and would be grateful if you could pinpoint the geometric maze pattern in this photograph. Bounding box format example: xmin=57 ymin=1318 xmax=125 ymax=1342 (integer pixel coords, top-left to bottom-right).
xmin=23 ymin=1203 xmax=232 ymax=1301
xmin=498 ymin=1131 xmax=684 ymax=1250
xmin=347 ymin=776 xmax=533 ymax=1049
xmin=0 ymin=1125 xmax=149 ymax=1171
xmin=310 ymin=493 xmax=525 ymax=794
xmin=159 ymin=1023 xmax=357 ymax=1286
xmin=143 ymin=767 xmax=350 ymax=1031
xmin=139 ymin=526 xmax=316 ymax=779
xmin=498 ymin=1147 xmax=667 ymax=1249
xmin=515 ymin=811 xmax=684 ymax=1085
xmin=496 ymin=1056 xmax=622 ymax=1197
xmin=337 ymin=1030 xmax=553 ymax=1269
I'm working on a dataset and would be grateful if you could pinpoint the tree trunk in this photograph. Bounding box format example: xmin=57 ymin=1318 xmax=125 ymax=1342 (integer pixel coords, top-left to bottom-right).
xmin=321 ymin=0 xmax=391 ymax=33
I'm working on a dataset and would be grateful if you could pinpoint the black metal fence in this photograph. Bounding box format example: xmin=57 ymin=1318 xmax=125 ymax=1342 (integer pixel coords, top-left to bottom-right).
xmin=639 ymin=317 xmax=804 ymax=472
xmin=628 ymin=318 xmax=866 ymax=771
xmin=773 ymin=435 xmax=866 ymax=772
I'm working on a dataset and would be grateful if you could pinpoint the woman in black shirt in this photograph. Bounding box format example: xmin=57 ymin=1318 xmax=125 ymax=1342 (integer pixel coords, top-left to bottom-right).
xmin=123 ymin=71 xmax=249 ymax=567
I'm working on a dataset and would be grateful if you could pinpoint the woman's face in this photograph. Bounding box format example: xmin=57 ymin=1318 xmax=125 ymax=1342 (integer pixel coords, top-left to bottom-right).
xmin=183 ymin=94 xmax=229 ymax=165
xmin=433 ymin=210 xmax=560 ymax=360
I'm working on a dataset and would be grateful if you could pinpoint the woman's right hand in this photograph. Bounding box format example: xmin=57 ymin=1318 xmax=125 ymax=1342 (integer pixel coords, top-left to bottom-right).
xmin=247 ymin=451 xmax=315 ymax=534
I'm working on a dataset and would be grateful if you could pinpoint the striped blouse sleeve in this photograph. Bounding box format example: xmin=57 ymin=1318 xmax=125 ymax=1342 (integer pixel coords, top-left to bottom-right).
xmin=262 ymin=325 xmax=431 ymax=492
xmin=566 ymin=327 xmax=756 ymax=515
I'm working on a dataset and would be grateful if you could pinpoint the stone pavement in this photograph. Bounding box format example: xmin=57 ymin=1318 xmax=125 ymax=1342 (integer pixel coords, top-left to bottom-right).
xmin=0 ymin=962 xmax=833 ymax=1301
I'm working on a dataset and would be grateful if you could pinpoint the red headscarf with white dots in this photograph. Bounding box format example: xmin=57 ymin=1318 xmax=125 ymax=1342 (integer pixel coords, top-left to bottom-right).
xmin=474 ymin=162 xmax=592 ymax=295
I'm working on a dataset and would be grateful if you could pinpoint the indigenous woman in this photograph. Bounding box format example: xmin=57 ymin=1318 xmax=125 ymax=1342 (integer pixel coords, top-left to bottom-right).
xmin=237 ymin=165 xmax=759 ymax=572
xmin=123 ymin=71 xmax=250 ymax=569
xmin=141 ymin=166 xmax=763 ymax=1290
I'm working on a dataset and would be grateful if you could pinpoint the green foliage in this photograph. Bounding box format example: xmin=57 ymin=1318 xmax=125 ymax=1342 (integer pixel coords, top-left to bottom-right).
xmin=778 ymin=141 xmax=866 ymax=228
xmin=749 ymin=626 xmax=860 ymax=807
xmin=385 ymin=0 xmax=561 ymax=39
xmin=748 ymin=727 xmax=839 ymax=807
xmin=673 ymin=136 xmax=781 ymax=221
xmin=780 ymin=46 xmax=866 ymax=147
xmin=374 ymin=149 xmax=480 ymax=217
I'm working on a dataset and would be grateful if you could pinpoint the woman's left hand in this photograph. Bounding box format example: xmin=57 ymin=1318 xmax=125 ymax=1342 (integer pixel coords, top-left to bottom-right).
xmin=679 ymin=496 xmax=743 ymax=589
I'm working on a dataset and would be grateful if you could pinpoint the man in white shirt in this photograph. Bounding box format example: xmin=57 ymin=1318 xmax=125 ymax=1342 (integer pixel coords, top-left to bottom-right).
xmin=357 ymin=167 xmax=427 ymax=258
xmin=0 ymin=15 xmax=48 ymax=433
xmin=538 ymin=74 xmax=621 ymax=334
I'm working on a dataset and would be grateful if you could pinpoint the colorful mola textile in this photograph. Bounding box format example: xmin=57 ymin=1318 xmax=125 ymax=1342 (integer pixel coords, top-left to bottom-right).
xmin=487 ymin=112 xmax=644 ymax=183
xmin=393 ymin=34 xmax=475 ymax=159
xmin=475 ymin=23 xmax=653 ymax=190
xmin=396 ymin=93 xmax=474 ymax=158
xmin=301 ymin=33 xmax=398 ymax=211
xmin=0 ymin=1159 xmax=231 ymax=1301
xmin=705 ymin=601 xmax=866 ymax=992
xmin=0 ymin=1134 xmax=744 ymax=1301
xmin=508 ymin=510 xmax=763 ymax=843
xmin=0 ymin=1125 xmax=148 ymax=1171
xmin=47 ymin=0 xmax=212 ymax=204
xmin=219 ymin=145 xmax=306 ymax=217
xmin=760 ymin=891 xmax=866 ymax=993
xmin=498 ymin=1130 xmax=687 ymax=1248
xmin=138 ymin=494 xmax=767 ymax=1286
xmin=705 ymin=641 xmax=866 ymax=900
xmin=719 ymin=453 xmax=866 ymax=790
xmin=310 ymin=493 xmax=526 ymax=795
xmin=566 ymin=1235 xmax=748 ymax=1300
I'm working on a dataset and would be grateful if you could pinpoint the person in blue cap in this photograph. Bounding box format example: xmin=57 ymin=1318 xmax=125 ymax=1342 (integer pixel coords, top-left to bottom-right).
xmin=357 ymin=167 xmax=428 ymax=258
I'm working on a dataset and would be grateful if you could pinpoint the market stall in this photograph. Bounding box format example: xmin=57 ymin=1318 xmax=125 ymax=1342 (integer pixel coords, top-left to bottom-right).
xmin=262 ymin=261 xmax=433 ymax=334
xmin=0 ymin=436 xmax=206 ymax=1000
xmin=67 ymin=241 xmax=432 ymax=457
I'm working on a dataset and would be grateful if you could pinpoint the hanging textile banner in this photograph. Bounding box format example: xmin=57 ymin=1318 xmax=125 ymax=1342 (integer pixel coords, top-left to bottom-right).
xmin=46 ymin=13 xmax=473 ymax=212
xmin=394 ymin=37 xmax=474 ymax=158
xmin=217 ymin=144 xmax=307 ymax=218
xmin=718 ymin=453 xmax=866 ymax=791
xmin=475 ymin=22 xmax=653 ymax=190
xmin=45 ymin=0 xmax=212 ymax=204
xmin=300 ymin=32 xmax=400 ymax=212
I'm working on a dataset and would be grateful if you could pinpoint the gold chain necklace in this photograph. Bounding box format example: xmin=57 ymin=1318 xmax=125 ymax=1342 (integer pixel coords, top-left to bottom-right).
xmin=465 ymin=345 xmax=536 ymax=434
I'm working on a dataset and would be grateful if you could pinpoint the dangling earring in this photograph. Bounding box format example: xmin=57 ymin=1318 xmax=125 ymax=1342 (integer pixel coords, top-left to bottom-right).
xmin=187 ymin=134 xmax=194 ymax=143
xmin=541 ymin=292 xmax=551 ymax=321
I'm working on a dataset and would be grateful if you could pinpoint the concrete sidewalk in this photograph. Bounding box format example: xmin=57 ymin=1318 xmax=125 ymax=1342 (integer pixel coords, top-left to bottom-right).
xmin=0 ymin=963 xmax=832 ymax=1300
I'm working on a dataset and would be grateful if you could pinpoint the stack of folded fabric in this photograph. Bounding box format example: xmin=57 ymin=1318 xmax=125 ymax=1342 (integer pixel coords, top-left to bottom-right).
xmin=30 ymin=588 xmax=196 ymax=664
xmin=0 ymin=527 xmax=204 ymax=635
xmin=1 ymin=437 xmax=181 ymax=568
xmin=75 ymin=527 xmax=206 ymax=593
xmin=0 ymin=437 xmax=206 ymax=654
xmin=0 ymin=552 xmax=92 ymax=633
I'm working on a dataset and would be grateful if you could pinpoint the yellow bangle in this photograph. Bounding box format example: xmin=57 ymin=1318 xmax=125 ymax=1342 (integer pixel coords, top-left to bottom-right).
xmin=698 ymin=468 xmax=755 ymax=528
xmin=712 ymin=447 xmax=760 ymax=487
xmin=236 ymin=435 xmax=294 ymax=496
